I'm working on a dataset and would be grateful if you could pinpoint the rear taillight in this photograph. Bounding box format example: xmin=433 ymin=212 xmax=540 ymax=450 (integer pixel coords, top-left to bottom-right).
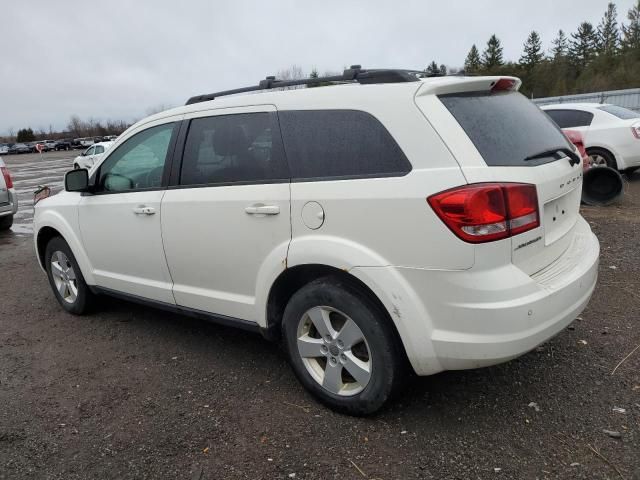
xmin=428 ymin=183 xmax=540 ymax=243
xmin=1 ymin=167 xmax=12 ymax=189
xmin=491 ymin=78 xmax=517 ymax=92
xmin=631 ymin=122 xmax=640 ymax=139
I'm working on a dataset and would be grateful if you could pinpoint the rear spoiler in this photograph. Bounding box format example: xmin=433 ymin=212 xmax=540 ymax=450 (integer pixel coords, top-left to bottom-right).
xmin=415 ymin=76 xmax=522 ymax=97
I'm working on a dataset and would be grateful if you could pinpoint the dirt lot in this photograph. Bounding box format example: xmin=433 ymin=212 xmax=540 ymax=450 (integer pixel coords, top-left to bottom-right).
xmin=1 ymin=152 xmax=639 ymax=479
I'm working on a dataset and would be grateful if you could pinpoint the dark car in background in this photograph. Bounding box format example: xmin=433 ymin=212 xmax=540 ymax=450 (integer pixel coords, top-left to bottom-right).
xmin=55 ymin=139 xmax=73 ymax=151
xmin=9 ymin=143 xmax=31 ymax=154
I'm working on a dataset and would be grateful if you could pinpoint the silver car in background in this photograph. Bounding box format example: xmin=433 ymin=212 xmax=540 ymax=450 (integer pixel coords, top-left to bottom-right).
xmin=0 ymin=157 xmax=17 ymax=230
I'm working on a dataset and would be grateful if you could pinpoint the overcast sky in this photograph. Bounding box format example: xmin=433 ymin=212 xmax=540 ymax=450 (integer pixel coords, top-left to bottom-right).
xmin=1 ymin=0 xmax=636 ymax=136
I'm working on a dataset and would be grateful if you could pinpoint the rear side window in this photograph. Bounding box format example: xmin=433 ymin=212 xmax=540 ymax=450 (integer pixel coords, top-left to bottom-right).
xmin=180 ymin=112 xmax=289 ymax=186
xmin=278 ymin=110 xmax=411 ymax=180
xmin=544 ymin=109 xmax=594 ymax=128
xmin=597 ymin=105 xmax=640 ymax=120
xmin=439 ymin=92 xmax=572 ymax=166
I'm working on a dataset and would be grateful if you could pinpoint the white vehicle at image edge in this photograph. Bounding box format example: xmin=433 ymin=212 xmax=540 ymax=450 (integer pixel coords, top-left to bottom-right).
xmin=73 ymin=141 xmax=113 ymax=170
xmin=33 ymin=68 xmax=600 ymax=415
xmin=0 ymin=157 xmax=18 ymax=230
xmin=541 ymin=103 xmax=640 ymax=174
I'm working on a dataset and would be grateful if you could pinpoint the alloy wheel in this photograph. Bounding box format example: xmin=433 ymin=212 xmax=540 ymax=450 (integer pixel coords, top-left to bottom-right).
xmin=50 ymin=251 xmax=78 ymax=304
xmin=589 ymin=153 xmax=608 ymax=167
xmin=296 ymin=306 xmax=372 ymax=396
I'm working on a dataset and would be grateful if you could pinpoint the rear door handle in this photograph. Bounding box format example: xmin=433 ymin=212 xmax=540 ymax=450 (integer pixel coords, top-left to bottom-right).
xmin=244 ymin=204 xmax=280 ymax=215
xmin=133 ymin=206 xmax=155 ymax=215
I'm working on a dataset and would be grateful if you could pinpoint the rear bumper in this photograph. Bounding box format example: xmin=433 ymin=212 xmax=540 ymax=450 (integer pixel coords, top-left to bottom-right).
xmin=353 ymin=216 xmax=599 ymax=375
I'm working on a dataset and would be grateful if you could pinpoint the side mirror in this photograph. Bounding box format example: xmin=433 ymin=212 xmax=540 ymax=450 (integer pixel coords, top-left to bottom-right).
xmin=65 ymin=169 xmax=90 ymax=192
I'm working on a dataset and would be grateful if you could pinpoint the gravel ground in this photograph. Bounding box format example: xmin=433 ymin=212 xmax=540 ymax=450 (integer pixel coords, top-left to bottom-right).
xmin=0 ymin=153 xmax=639 ymax=479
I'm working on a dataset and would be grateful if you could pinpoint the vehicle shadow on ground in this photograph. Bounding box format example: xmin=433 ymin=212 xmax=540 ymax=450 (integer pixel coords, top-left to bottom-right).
xmin=95 ymin=294 xmax=577 ymax=424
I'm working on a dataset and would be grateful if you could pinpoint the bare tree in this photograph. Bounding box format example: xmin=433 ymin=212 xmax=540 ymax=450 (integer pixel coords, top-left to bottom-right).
xmin=145 ymin=104 xmax=173 ymax=116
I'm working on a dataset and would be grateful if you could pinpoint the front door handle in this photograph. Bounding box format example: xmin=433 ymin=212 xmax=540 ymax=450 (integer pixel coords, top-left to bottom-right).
xmin=244 ymin=204 xmax=280 ymax=215
xmin=133 ymin=205 xmax=155 ymax=215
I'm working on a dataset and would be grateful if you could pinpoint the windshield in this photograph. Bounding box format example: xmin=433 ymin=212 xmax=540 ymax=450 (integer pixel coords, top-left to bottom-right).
xmin=439 ymin=91 xmax=572 ymax=166
xmin=597 ymin=105 xmax=640 ymax=120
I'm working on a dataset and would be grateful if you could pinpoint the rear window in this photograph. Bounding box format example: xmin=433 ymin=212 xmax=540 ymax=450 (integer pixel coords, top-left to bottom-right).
xmin=597 ymin=105 xmax=640 ymax=120
xmin=278 ymin=110 xmax=411 ymax=180
xmin=544 ymin=109 xmax=594 ymax=128
xmin=439 ymin=92 xmax=571 ymax=166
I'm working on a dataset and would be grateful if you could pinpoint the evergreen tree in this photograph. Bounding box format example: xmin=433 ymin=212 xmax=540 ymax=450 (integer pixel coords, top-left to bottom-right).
xmin=464 ymin=44 xmax=481 ymax=73
xmin=439 ymin=64 xmax=448 ymax=76
xmin=551 ymin=29 xmax=569 ymax=59
xmin=482 ymin=34 xmax=504 ymax=70
xmin=622 ymin=0 xmax=640 ymax=51
xmin=16 ymin=128 xmax=34 ymax=142
xmin=425 ymin=61 xmax=440 ymax=75
xmin=309 ymin=68 xmax=319 ymax=79
xmin=598 ymin=2 xmax=620 ymax=56
xmin=569 ymin=22 xmax=599 ymax=68
xmin=519 ymin=31 xmax=544 ymax=69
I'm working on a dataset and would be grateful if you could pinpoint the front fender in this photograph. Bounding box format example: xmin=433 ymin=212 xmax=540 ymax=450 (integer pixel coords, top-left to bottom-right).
xmin=34 ymin=203 xmax=95 ymax=285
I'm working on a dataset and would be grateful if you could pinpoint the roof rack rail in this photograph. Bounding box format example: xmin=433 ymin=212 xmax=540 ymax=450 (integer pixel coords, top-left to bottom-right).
xmin=185 ymin=65 xmax=429 ymax=105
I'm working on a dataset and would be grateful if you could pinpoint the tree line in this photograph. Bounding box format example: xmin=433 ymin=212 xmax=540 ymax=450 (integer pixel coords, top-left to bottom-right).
xmin=450 ymin=1 xmax=640 ymax=98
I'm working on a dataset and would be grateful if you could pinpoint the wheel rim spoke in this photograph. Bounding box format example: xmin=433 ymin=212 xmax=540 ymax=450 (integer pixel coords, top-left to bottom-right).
xmin=322 ymin=363 xmax=343 ymax=394
xmin=343 ymin=352 xmax=371 ymax=386
xmin=56 ymin=278 xmax=67 ymax=297
xmin=51 ymin=261 xmax=64 ymax=279
xmin=50 ymin=250 xmax=77 ymax=304
xmin=297 ymin=336 xmax=325 ymax=358
xmin=66 ymin=267 xmax=76 ymax=281
xmin=67 ymin=281 xmax=78 ymax=302
xmin=336 ymin=319 xmax=364 ymax=349
xmin=307 ymin=306 xmax=336 ymax=339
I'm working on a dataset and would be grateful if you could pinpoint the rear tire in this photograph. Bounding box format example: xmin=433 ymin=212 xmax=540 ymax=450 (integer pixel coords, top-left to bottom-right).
xmin=282 ymin=276 xmax=405 ymax=415
xmin=0 ymin=215 xmax=12 ymax=231
xmin=45 ymin=236 xmax=95 ymax=315
xmin=587 ymin=148 xmax=617 ymax=169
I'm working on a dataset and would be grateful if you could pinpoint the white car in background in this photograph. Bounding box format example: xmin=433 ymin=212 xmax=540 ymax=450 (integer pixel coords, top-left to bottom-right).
xmin=541 ymin=103 xmax=640 ymax=175
xmin=73 ymin=142 xmax=113 ymax=170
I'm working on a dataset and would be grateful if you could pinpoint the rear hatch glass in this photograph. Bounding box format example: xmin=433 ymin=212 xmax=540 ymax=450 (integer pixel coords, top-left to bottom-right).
xmin=431 ymin=89 xmax=584 ymax=275
xmin=439 ymin=91 xmax=572 ymax=167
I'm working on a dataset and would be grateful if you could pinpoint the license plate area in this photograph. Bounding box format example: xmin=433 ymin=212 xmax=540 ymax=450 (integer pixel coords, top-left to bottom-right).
xmin=543 ymin=186 xmax=581 ymax=245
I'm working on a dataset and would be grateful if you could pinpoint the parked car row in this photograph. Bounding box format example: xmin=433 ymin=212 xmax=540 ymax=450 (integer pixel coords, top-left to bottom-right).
xmin=0 ymin=135 xmax=120 ymax=155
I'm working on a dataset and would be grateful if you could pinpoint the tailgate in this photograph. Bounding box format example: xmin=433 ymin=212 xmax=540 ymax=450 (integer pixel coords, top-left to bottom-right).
xmin=415 ymin=78 xmax=584 ymax=275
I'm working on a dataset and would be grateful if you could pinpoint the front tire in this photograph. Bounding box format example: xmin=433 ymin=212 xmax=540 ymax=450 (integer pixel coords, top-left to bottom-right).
xmin=0 ymin=215 xmax=12 ymax=231
xmin=282 ymin=276 xmax=405 ymax=415
xmin=45 ymin=236 xmax=95 ymax=315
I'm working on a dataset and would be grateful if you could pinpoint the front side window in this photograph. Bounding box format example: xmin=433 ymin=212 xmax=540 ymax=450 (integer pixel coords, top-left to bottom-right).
xmin=180 ymin=112 xmax=289 ymax=186
xmin=84 ymin=146 xmax=95 ymax=156
xmin=278 ymin=110 xmax=411 ymax=180
xmin=96 ymin=123 xmax=175 ymax=193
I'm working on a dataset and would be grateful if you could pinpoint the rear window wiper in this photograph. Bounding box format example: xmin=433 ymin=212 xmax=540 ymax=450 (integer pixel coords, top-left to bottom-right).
xmin=524 ymin=147 xmax=581 ymax=166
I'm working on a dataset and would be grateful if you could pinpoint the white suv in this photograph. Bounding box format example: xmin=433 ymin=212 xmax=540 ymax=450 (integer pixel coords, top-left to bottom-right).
xmin=34 ymin=68 xmax=599 ymax=415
